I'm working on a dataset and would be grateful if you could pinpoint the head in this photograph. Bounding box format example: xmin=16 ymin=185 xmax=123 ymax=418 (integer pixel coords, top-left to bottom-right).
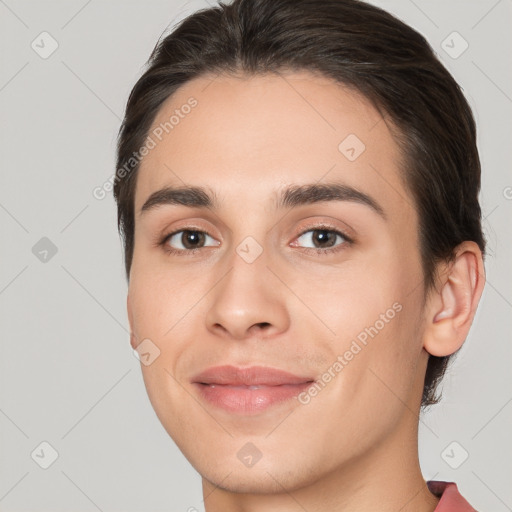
xmin=114 ymin=0 xmax=485 ymax=496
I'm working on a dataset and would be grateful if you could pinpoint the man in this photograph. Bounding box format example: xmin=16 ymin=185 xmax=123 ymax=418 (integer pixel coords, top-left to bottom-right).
xmin=114 ymin=0 xmax=486 ymax=510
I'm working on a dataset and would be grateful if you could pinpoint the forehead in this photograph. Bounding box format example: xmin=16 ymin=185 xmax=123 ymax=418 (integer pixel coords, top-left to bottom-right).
xmin=134 ymin=70 xmax=414 ymax=221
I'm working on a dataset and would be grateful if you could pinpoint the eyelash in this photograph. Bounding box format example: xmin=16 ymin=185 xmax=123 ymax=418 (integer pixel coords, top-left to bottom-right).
xmin=159 ymin=224 xmax=353 ymax=257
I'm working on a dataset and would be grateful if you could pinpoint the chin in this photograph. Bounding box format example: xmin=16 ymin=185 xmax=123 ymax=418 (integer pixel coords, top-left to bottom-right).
xmin=192 ymin=449 xmax=325 ymax=497
xmin=201 ymin=466 xmax=304 ymax=495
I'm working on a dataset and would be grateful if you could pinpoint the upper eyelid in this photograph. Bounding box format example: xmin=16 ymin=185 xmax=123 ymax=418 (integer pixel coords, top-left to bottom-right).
xmin=298 ymin=224 xmax=348 ymax=236
xmin=164 ymin=224 xmax=347 ymax=237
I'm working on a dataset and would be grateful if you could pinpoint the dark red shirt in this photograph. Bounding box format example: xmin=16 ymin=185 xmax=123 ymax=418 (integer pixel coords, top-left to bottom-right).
xmin=429 ymin=481 xmax=478 ymax=511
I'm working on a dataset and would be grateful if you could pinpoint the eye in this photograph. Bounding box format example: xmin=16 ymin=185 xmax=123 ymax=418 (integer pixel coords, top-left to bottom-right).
xmin=292 ymin=226 xmax=352 ymax=255
xmin=161 ymin=229 xmax=220 ymax=255
xmin=159 ymin=225 xmax=352 ymax=257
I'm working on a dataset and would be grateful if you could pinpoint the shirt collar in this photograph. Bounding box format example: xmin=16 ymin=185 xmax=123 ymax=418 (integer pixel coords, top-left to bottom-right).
xmin=428 ymin=480 xmax=478 ymax=511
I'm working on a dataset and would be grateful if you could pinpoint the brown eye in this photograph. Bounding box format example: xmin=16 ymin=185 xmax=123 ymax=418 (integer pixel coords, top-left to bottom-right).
xmin=295 ymin=228 xmax=348 ymax=251
xmin=177 ymin=230 xmax=206 ymax=249
xmin=162 ymin=229 xmax=220 ymax=254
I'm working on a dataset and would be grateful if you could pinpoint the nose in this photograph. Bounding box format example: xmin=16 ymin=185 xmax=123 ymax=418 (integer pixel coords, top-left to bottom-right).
xmin=204 ymin=245 xmax=290 ymax=341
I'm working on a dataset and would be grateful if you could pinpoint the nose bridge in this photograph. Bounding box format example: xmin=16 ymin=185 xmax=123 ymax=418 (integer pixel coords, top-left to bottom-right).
xmin=204 ymin=232 xmax=290 ymax=340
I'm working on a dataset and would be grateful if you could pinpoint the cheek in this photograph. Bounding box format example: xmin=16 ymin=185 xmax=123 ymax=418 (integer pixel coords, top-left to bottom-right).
xmin=296 ymin=259 xmax=399 ymax=337
xmin=300 ymin=255 xmax=424 ymax=398
xmin=128 ymin=263 xmax=211 ymax=399
xmin=128 ymin=261 xmax=205 ymax=340
xmin=344 ymin=285 xmax=425 ymax=413
xmin=128 ymin=267 xmax=196 ymax=432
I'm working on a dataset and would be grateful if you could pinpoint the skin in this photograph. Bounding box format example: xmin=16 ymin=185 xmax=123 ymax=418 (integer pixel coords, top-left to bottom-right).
xmin=126 ymin=71 xmax=485 ymax=512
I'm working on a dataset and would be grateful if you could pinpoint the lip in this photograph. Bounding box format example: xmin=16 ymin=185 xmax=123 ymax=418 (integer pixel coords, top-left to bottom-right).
xmin=191 ymin=365 xmax=315 ymax=415
xmin=191 ymin=365 xmax=314 ymax=386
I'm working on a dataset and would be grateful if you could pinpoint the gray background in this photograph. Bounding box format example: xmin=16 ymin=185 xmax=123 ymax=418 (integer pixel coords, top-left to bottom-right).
xmin=0 ymin=0 xmax=510 ymax=510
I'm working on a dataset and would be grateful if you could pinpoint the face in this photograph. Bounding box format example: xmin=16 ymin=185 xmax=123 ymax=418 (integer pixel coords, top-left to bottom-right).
xmin=127 ymin=71 xmax=429 ymax=493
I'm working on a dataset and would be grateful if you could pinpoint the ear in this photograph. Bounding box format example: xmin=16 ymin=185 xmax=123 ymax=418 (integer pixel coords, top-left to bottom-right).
xmin=423 ymin=241 xmax=485 ymax=357
xmin=127 ymin=294 xmax=139 ymax=350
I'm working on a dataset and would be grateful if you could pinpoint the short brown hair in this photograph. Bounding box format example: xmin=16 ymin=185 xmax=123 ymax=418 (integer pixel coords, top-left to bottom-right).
xmin=114 ymin=0 xmax=486 ymax=407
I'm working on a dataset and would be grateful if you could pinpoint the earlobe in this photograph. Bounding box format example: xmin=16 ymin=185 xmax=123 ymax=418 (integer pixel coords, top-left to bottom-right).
xmin=423 ymin=241 xmax=485 ymax=357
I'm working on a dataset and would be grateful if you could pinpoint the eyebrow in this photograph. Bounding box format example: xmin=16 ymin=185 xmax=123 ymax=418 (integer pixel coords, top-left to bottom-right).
xmin=140 ymin=182 xmax=386 ymax=219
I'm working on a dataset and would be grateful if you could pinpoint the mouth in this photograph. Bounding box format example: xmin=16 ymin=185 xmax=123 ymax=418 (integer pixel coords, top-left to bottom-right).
xmin=191 ymin=365 xmax=315 ymax=415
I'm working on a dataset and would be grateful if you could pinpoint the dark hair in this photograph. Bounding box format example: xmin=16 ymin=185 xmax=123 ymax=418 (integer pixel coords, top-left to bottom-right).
xmin=114 ymin=0 xmax=485 ymax=407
